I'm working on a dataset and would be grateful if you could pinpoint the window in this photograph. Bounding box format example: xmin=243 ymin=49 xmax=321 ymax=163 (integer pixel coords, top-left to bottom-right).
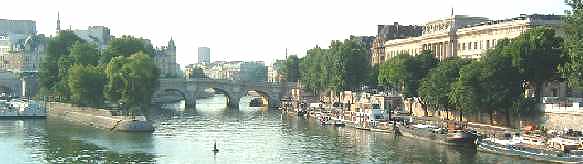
xmin=486 ymin=40 xmax=490 ymax=49
xmin=474 ymin=42 xmax=478 ymax=50
xmin=493 ymin=39 xmax=496 ymax=46
xmin=462 ymin=43 xmax=466 ymax=50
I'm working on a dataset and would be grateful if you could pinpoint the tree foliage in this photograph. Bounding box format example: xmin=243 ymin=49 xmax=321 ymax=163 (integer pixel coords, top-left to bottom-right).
xmin=67 ymin=64 xmax=106 ymax=107
xmin=449 ymin=44 xmax=523 ymax=124
xmin=119 ymin=53 xmax=160 ymax=115
xmin=39 ymin=30 xmax=83 ymax=97
xmin=70 ymin=41 xmax=100 ymax=66
xmin=562 ymin=0 xmax=583 ymax=90
xmin=419 ymin=57 xmax=470 ymax=114
xmin=299 ymin=39 xmax=370 ymax=93
xmin=39 ymin=32 xmax=161 ymax=113
xmin=508 ymin=27 xmax=564 ymax=102
xmin=378 ymin=50 xmax=437 ymax=98
xmin=100 ymin=35 xmax=154 ymax=63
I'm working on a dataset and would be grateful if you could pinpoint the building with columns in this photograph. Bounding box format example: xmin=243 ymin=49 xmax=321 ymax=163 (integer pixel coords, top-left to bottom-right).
xmin=383 ymin=14 xmax=561 ymax=61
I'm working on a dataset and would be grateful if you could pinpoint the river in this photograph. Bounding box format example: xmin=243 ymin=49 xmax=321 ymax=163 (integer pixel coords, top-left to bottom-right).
xmin=0 ymin=94 xmax=548 ymax=163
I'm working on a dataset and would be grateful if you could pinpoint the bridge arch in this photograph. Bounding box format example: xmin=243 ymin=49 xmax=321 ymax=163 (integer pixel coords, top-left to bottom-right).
xmin=153 ymin=88 xmax=188 ymax=104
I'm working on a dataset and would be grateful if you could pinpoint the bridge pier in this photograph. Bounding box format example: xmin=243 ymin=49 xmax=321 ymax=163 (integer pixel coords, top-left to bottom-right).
xmin=227 ymin=98 xmax=240 ymax=108
xmin=185 ymin=99 xmax=196 ymax=109
xmin=269 ymin=96 xmax=280 ymax=107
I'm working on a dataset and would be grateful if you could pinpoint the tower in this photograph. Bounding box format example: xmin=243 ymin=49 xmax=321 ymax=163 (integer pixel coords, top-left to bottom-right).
xmin=166 ymin=37 xmax=177 ymax=77
xmin=56 ymin=12 xmax=61 ymax=32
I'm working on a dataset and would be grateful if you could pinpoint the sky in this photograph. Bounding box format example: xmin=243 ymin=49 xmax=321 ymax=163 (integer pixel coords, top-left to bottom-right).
xmin=0 ymin=0 xmax=570 ymax=67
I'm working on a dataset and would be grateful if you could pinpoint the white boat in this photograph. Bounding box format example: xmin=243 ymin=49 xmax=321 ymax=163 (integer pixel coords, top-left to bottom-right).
xmin=0 ymin=99 xmax=47 ymax=118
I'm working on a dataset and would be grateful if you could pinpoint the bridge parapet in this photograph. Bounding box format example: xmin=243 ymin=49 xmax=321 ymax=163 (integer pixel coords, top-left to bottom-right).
xmin=154 ymin=78 xmax=291 ymax=108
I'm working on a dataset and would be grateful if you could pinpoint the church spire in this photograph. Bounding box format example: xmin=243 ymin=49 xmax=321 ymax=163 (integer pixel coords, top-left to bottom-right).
xmin=56 ymin=12 xmax=61 ymax=32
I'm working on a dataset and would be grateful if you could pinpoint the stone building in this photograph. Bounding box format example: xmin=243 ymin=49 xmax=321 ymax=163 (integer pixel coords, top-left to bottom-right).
xmin=0 ymin=19 xmax=46 ymax=73
xmin=349 ymin=35 xmax=375 ymax=59
xmin=370 ymin=22 xmax=423 ymax=65
xmin=154 ymin=38 xmax=178 ymax=78
xmin=72 ymin=26 xmax=111 ymax=50
xmin=383 ymin=14 xmax=561 ymax=60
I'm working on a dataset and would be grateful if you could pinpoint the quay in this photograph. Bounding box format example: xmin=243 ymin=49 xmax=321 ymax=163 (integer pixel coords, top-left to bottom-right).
xmin=47 ymin=102 xmax=154 ymax=132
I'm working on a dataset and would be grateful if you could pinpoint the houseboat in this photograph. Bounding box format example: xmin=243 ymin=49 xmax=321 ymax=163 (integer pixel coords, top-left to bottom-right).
xmin=0 ymin=99 xmax=47 ymax=118
xmin=395 ymin=122 xmax=478 ymax=146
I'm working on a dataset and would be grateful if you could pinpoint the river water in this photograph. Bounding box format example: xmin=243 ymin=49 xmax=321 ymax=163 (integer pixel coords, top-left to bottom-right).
xmin=0 ymin=95 xmax=548 ymax=163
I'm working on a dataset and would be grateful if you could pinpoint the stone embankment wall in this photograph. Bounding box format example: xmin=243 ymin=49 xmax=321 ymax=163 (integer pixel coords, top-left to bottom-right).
xmin=48 ymin=102 xmax=154 ymax=132
xmin=542 ymin=113 xmax=583 ymax=130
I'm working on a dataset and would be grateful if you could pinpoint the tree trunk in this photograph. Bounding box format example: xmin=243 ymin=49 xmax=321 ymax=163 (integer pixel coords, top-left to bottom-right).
xmin=489 ymin=111 xmax=494 ymax=125
xmin=505 ymin=108 xmax=512 ymax=128
xmin=421 ymin=101 xmax=428 ymax=117
xmin=445 ymin=107 xmax=449 ymax=120
xmin=534 ymin=81 xmax=543 ymax=104
xmin=459 ymin=109 xmax=463 ymax=122
xmin=408 ymin=100 xmax=413 ymax=116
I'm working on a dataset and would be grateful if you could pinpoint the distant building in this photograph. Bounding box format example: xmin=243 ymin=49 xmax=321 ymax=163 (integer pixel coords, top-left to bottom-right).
xmin=203 ymin=60 xmax=267 ymax=82
xmin=0 ymin=19 xmax=46 ymax=73
xmin=239 ymin=61 xmax=267 ymax=82
xmin=184 ymin=63 xmax=208 ymax=79
xmin=370 ymin=22 xmax=424 ymax=65
xmin=154 ymin=38 xmax=178 ymax=78
xmin=350 ymin=35 xmax=375 ymax=59
xmin=267 ymin=60 xmax=285 ymax=83
xmin=72 ymin=26 xmax=111 ymax=50
xmin=383 ymin=14 xmax=562 ymax=60
xmin=0 ymin=19 xmax=36 ymax=35
xmin=198 ymin=47 xmax=210 ymax=64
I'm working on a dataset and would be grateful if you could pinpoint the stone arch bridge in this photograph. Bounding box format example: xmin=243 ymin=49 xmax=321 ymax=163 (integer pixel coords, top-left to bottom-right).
xmin=152 ymin=78 xmax=293 ymax=108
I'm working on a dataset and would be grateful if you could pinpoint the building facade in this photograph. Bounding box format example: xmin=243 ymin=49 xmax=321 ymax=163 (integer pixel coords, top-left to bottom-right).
xmin=198 ymin=47 xmax=210 ymax=64
xmin=72 ymin=26 xmax=111 ymax=50
xmin=370 ymin=22 xmax=423 ymax=65
xmin=383 ymin=14 xmax=561 ymax=61
xmin=350 ymin=35 xmax=375 ymax=59
xmin=154 ymin=38 xmax=178 ymax=78
xmin=239 ymin=61 xmax=267 ymax=82
xmin=0 ymin=19 xmax=46 ymax=73
xmin=267 ymin=60 xmax=285 ymax=83
xmin=202 ymin=61 xmax=267 ymax=82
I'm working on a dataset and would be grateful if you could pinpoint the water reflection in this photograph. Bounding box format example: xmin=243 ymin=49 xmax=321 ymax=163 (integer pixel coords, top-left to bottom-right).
xmin=0 ymin=95 xmax=554 ymax=163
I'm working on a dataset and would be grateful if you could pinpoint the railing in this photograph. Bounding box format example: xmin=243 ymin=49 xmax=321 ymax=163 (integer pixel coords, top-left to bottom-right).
xmin=542 ymin=97 xmax=583 ymax=113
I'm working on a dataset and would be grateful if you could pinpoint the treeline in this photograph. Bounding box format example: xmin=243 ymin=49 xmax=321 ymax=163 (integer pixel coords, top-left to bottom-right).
xmin=39 ymin=31 xmax=159 ymax=115
xmin=298 ymin=39 xmax=374 ymax=94
xmin=379 ymin=27 xmax=563 ymax=124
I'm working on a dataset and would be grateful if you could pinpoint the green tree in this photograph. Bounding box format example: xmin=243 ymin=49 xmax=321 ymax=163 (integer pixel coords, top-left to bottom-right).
xmin=69 ymin=41 xmax=99 ymax=66
xmin=119 ymin=53 xmax=160 ymax=116
xmin=378 ymin=53 xmax=412 ymax=93
xmin=367 ymin=64 xmax=379 ymax=89
xmin=285 ymin=55 xmax=300 ymax=82
xmin=104 ymin=56 xmax=127 ymax=104
xmin=299 ymin=38 xmax=370 ymax=93
xmin=39 ymin=30 xmax=83 ymax=96
xmin=67 ymin=64 xmax=106 ymax=107
xmin=562 ymin=0 xmax=583 ymax=90
xmin=449 ymin=48 xmax=523 ymax=124
xmin=378 ymin=50 xmax=436 ymax=98
xmin=101 ymin=35 xmax=154 ymax=63
xmin=449 ymin=61 xmax=483 ymax=121
xmin=406 ymin=50 xmax=438 ymax=98
xmin=419 ymin=57 xmax=470 ymax=118
xmin=509 ymin=27 xmax=564 ymax=103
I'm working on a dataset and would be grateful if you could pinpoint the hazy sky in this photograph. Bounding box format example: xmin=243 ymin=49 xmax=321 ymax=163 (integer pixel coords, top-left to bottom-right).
xmin=0 ymin=0 xmax=570 ymax=67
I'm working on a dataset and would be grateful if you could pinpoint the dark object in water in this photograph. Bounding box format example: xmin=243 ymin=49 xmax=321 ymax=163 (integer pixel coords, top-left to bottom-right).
xmin=213 ymin=141 xmax=219 ymax=153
